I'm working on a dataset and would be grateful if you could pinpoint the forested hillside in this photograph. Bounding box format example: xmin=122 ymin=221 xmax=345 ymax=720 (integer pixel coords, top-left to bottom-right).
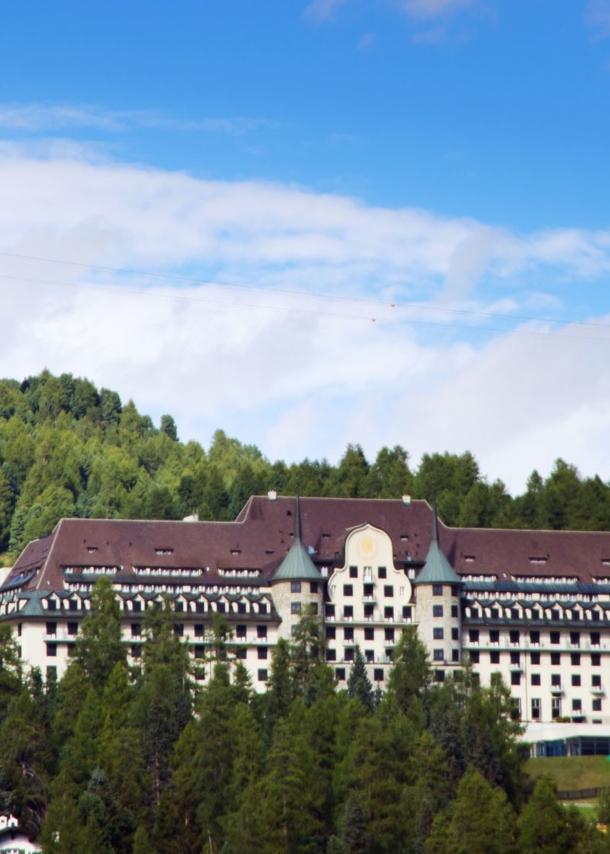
xmin=1 ymin=370 xmax=610 ymax=562
xmin=2 ymin=581 xmax=609 ymax=854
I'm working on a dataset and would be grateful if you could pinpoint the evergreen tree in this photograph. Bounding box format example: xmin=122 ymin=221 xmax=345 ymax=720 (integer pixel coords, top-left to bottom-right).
xmin=75 ymin=577 xmax=126 ymax=691
xmin=341 ymin=793 xmax=369 ymax=854
xmin=347 ymin=646 xmax=374 ymax=713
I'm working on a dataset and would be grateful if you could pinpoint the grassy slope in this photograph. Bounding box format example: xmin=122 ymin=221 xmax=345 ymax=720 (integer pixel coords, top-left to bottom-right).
xmin=525 ymin=756 xmax=610 ymax=791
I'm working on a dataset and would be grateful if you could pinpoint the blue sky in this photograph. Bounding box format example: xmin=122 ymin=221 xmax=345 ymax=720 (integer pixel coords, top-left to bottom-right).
xmin=1 ymin=0 xmax=610 ymax=491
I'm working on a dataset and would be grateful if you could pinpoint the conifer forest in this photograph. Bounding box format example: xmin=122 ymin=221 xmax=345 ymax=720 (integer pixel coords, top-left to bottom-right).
xmin=3 ymin=372 xmax=610 ymax=852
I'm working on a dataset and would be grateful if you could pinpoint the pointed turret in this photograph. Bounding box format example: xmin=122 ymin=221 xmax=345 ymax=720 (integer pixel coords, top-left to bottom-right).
xmin=414 ymin=500 xmax=462 ymax=586
xmin=271 ymin=493 xmax=323 ymax=583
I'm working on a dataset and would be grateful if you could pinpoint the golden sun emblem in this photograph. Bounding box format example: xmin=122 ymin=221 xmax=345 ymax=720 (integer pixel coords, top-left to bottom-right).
xmin=357 ymin=535 xmax=378 ymax=560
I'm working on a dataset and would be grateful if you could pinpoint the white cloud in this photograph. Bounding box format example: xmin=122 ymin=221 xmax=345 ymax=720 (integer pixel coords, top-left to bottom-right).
xmin=587 ymin=0 xmax=610 ymax=39
xmin=0 ymin=103 xmax=275 ymax=136
xmin=1 ymin=147 xmax=610 ymax=492
xmin=303 ymin=0 xmax=349 ymax=21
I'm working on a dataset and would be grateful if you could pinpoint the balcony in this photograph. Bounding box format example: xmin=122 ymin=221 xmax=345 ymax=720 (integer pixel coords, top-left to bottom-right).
xmin=591 ymin=685 xmax=605 ymax=695
xmin=383 ymin=639 xmax=396 ymax=647
xmin=509 ymin=663 xmax=523 ymax=672
xmin=551 ymin=685 xmax=564 ymax=695
xmin=362 ymin=595 xmax=376 ymax=603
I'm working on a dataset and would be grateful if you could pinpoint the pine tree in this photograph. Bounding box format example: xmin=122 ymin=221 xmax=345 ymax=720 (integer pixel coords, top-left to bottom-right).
xmin=347 ymin=646 xmax=374 ymax=712
xmin=75 ymin=577 xmax=126 ymax=692
xmin=518 ymin=776 xmax=586 ymax=854
xmin=341 ymin=793 xmax=368 ymax=853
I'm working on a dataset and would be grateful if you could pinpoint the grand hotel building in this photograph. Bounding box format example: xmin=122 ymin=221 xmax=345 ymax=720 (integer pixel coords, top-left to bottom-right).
xmin=1 ymin=493 xmax=610 ymax=725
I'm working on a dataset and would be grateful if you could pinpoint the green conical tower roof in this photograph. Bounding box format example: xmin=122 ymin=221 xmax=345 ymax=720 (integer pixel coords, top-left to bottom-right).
xmin=414 ymin=502 xmax=463 ymax=586
xmin=271 ymin=495 xmax=323 ymax=583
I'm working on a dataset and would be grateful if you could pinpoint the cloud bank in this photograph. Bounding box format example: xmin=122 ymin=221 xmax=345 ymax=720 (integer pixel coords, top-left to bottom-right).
xmin=1 ymin=146 xmax=610 ymax=492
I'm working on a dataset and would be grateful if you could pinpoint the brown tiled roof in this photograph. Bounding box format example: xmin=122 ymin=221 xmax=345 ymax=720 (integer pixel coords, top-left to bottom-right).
xmin=4 ymin=495 xmax=610 ymax=592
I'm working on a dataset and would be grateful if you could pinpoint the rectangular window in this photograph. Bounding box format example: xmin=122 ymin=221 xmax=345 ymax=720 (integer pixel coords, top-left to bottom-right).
xmin=344 ymin=627 xmax=354 ymax=641
xmin=326 ymin=627 xmax=336 ymax=639
xmin=195 ymin=624 xmax=204 ymax=638
xmin=531 ymin=673 xmax=541 ymax=686
xmin=345 ymin=648 xmax=354 ymax=662
xmin=470 ymin=650 xmax=480 ymax=663
xmin=385 ymin=628 xmax=395 ymax=642
xmin=235 ymin=647 xmax=247 ymax=660
xmin=510 ymin=652 xmax=520 ymax=665
xmin=174 ymin=624 xmax=184 ymax=637
xmin=69 ymin=600 xmax=78 ymax=611
xmin=336 ymin=668 xmax=346 ymax=681
xmin=531 ymin=608 xmax=540 ymax=620
xmin=571 ymin=653 xmax=581 ymax=666
xmin=511 ymin=672 xmax=521 ymax=686
xmin=433 ymin=628 xmax=444 ymax=640
xmin=470 ymin=607 xmax=480 ymax=619
xmin=344 ymin=585 xmax=353 ymax=597
xmin=365 ymin=649 xmax=374 ymax=662
xmin=259 ymin=603 xmax=268 ymax=615
xmin=175 ymin=602 xmax=184 ymax=613
xmin=403 ymin=606 xmax=413 ymax=620
xmin=592 ymin=653 xmax=601 ymax=666
xmin=433 ymin=605 xmax=444 ymax=618
xmin=374 ymin=668 xmax=384 ymax=681
xmin=195 ymin=602 xmax=204 ymax=614
xmin=194 ymin=645 xmax=205 ymax=660
xmin=363 ymin=584 xmax=374 ymax=597
xmin=552 ymin=697 xmax=561 ymax=718
xmin=451 ymin=586 xmax=459 ymax=597
xmin=593 ymin=698 xmax=602 ymax=712
xmin=364 ymin=604 xmax=374 ymax=618
xmin=551 ymin=652 xmax=561 ymax=665
xmin=131 ymin=623 xmax=141 ymax=637
xmin=378 ymin=567 xmax=387 ymax=579
xmin=257 ymin=669 xmax=268 ymax=682
xmin=593 ymin=674 xmax=602 ymax=687
xmin=531 ymin=652 xmax=541 ymax=665
xmin=291 ymin=581 xmax=302 ymax=593
xmin=46 ymin=665 xmax=57 ymax=681
xmin=47 ymin=599 xmax=57 ymax=611
xmin=46 ymin=643 xmax=57 ymax=657
xmin=236 ymin=625 xmax=246 ymax=639
xmin=572 ymin=699 xmax=582 ymax=712
xmin=384 ymin=585 xmax=394 ymax=597
xmin=67 ymin=622 xmax=78 ymax=637
xmin=384 ymin=607 xmax=394 ymax=620
xmin=310 ymin=582 xmax=318 ymax=593
xmin=238 ymin=602 xmax=246 ymax=614
xmin=435 ymin=669 xmax=445 ymax=682
xmin=550 ymin=631 xmax=560 ymax=645
xmin=326 ymin=649 xmax=337 ymax=662
xmin=530 ymin=630 xmax=540 ymax=644
xmin=490 ymin=651 xmax=500 ymax=664
xmin=551 ymin=609 xmax=560 ymax=621
xmin=451 ymin=605 xmax=459 ymax=618
xmin=131 ymin=644 xmax=142 ymax=658
xmin=532 ymin=698 xmax=541 ymax=719
xmin=572 ymin=674 xmax=581 ymax=687
xmin=452 ymin=628 xmax=459 ymax=641
xmin=257 ymin=626 xmax=267 ymax=639
xmin=509 ymin=630 xmax=520 ymax=644
xmin=46 ymin=621 xmax=57 ymax=636
xmin=469 ymin=629 xmax=479 ymax=643
xmin=433 ymin=649 xmax=444 ymax=661
xmin=490 ymin=630 xmax=499 ymax=643
xmin=217 ymin=602 xmax=226 ymax=614
xmin=291 ymin=602 xmax=302 ymax=615
xmin=570 ymin=631 xmax=580 ymax=646
xmin=365 ymin=627 xmax=374 ymax=640
xmin=349 ymin=566 xmax=358 ymax=578
xmin=452 ymin=649 xmax=460 ymax=662
xmin=591 ymin=632 xmax=601 ymax=646
xmin=491 ymin=608 xmax=499 ymax=619
xmin=326 ymin=604 xmax=335 ymax=618
xmin=551 ymin=673 xmax=561 ymax=686
xmin=344 ymin=606 xmax=353 ymax=619
xmin=433 ymin=584 xmax=443 ymax=596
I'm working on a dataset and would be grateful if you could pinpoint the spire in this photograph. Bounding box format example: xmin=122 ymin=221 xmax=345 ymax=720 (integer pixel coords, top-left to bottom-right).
xmin=270 ymin=493 xmax=323 ymax=583
xmin=431 ymin=496 xmax=439 ymax=543
xmin=414 ymin=501 xmax=463 ymax=587
xmin=295 ymin=489 xmax=302 ymax=541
